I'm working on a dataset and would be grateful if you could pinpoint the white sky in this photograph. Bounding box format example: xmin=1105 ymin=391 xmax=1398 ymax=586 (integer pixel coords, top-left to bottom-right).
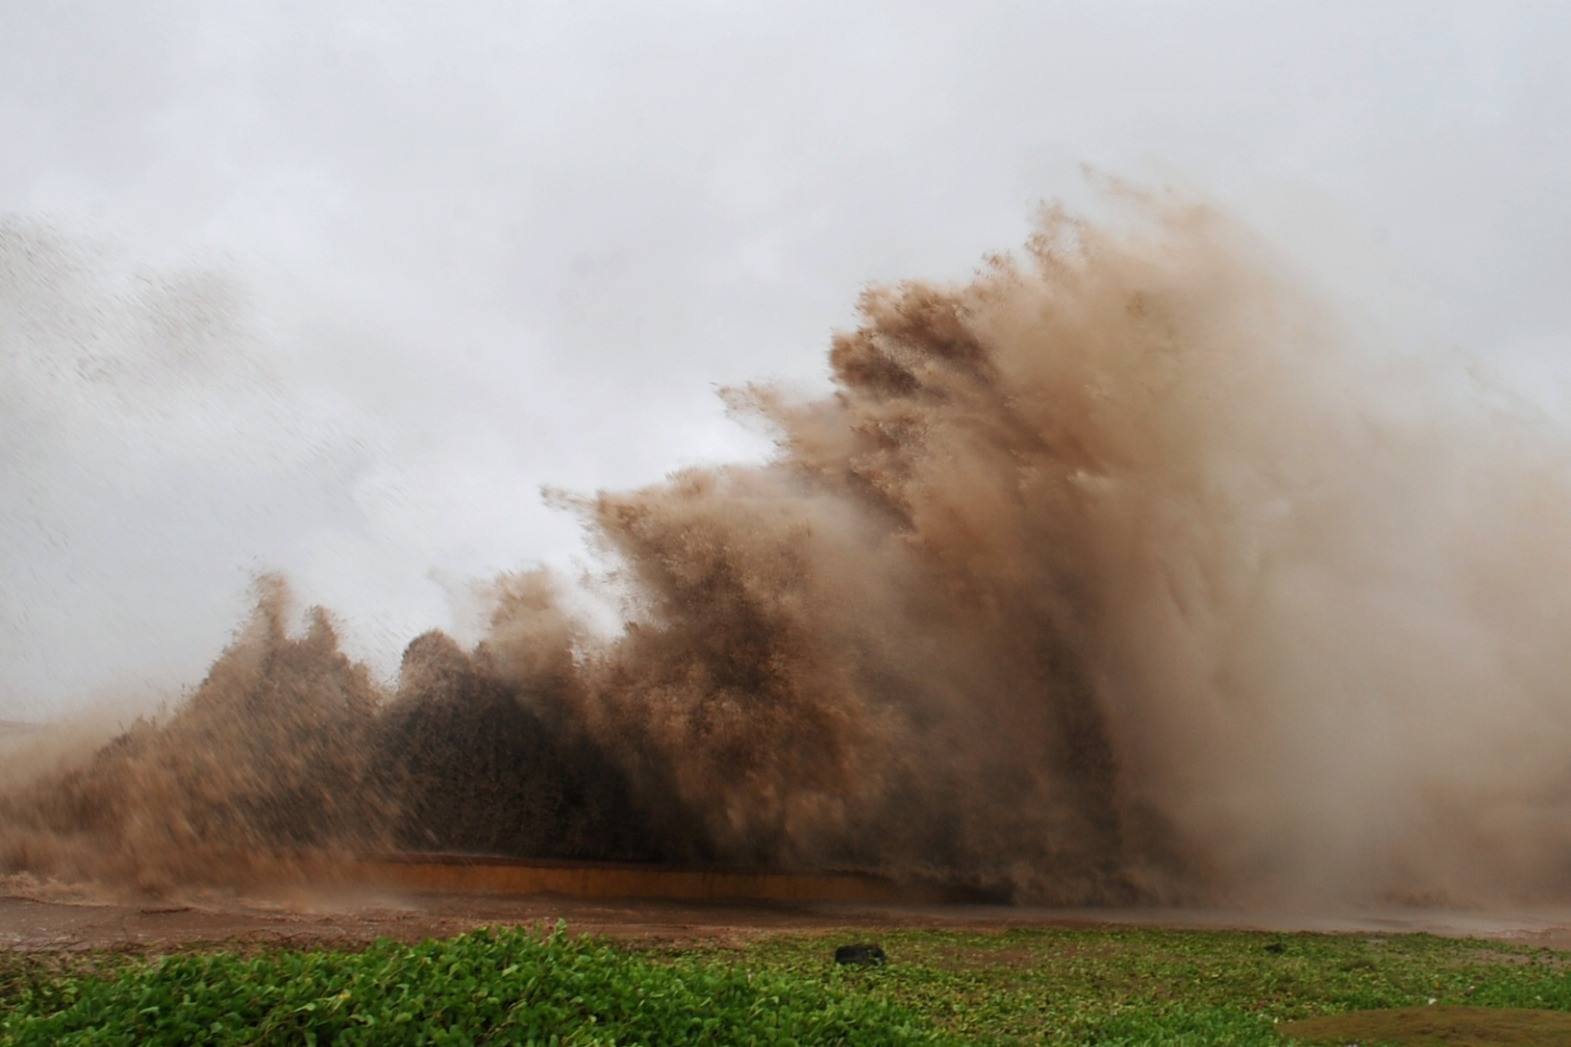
xmin=3 ymin=1 xmax=1569 ymax=718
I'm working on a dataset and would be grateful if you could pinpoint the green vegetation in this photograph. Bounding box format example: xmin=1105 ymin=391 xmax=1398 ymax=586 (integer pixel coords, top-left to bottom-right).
xmin=707 ymin=927 xmax=1571 ymax=1044
xmin=0 ymin=924 xmax=935 ymax=1046
xmin=5 ymin=923 xmax=1571 ymax=1045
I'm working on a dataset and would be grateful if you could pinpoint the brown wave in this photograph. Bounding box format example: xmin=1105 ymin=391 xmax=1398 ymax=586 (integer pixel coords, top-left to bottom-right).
xmin=7 ymin=191 xmax=1571 ymax=906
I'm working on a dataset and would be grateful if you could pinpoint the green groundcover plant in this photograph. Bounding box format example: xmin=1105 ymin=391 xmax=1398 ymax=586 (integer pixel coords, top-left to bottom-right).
xmin=716 ymin=926 xmax=1571 ymax=1045
xmin=0 ymin=924 xmax=937 ymax=1047
xmin=6 ymin=923 xmax=1571 ymax=1045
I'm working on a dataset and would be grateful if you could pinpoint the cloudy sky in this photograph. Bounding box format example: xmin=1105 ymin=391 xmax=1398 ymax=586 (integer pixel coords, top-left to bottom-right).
xmin=3 ymin=1 xmax=1569 ymax=718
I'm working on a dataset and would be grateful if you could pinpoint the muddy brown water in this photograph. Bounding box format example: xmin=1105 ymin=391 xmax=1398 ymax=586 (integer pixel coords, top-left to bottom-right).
xmin=8 ymin=856 xmax=1571 ymax=954
xmin=352 ymin=852 xmax=987 ymax=905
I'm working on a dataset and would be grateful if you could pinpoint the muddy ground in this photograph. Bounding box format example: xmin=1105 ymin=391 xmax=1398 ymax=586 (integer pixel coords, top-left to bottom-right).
xmin=8 ymin=877 xmax=1571 ymax=955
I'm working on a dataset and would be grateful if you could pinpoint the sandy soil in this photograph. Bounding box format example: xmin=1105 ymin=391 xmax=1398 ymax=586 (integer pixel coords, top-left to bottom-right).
xmin=8 ymin=878 xmax=1571 ymax=955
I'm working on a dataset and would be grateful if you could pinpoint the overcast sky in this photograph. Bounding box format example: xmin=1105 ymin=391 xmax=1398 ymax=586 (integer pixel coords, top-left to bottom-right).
xmin=3 ymin=1 xmax=1569 ymax=719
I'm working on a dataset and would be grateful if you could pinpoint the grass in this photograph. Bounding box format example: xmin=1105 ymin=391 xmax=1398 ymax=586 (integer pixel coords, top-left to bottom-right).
xmin=4 ymin=923 xmax=1571 ymax=1045
xmin=697 ymin=926 xmax=1571 ymax=1044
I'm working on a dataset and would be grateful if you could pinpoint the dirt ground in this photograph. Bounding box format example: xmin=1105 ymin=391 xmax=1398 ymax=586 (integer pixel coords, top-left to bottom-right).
xmin=8 ymin=876 xmax=1571 ymax=955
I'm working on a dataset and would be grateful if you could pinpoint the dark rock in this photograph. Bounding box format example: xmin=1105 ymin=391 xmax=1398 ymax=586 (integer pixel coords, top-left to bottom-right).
xmin=835 ymin=943 xmax=887 ymax=965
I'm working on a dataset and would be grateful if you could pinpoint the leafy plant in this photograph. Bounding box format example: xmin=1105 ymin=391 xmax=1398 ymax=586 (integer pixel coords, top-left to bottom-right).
xmin=7 ymin=923 xmax=1571 ymax=1045
xmin=0 ymin=923 xmax=939 ymax=1046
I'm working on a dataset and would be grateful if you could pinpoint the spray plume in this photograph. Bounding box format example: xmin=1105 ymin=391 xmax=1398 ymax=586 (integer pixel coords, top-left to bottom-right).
xmin=5 ymin=190 xmax=1571 ymax=905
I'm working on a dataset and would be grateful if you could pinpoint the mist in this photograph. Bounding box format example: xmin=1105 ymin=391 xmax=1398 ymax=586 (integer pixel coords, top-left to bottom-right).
xmin=4 ymin=5 xmax=1571 ymax=906
xmin=4 ymin=2 xmax=1571 ymax=720
xmin=7 ymin=193 xmax=1571 ymax=905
